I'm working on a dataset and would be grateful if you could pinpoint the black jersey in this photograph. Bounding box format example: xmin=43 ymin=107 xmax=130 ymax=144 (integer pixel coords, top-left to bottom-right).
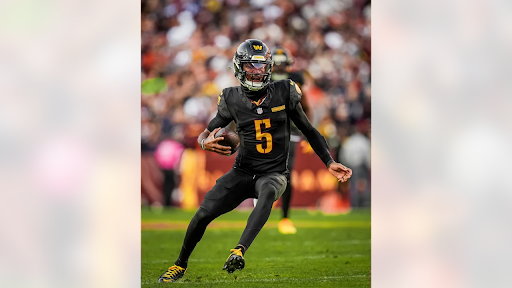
xmin=207 ymin=79 xmax=302 ymax=175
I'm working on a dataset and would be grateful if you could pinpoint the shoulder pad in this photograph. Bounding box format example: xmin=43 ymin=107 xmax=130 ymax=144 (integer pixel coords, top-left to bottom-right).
xmin=288 ymin=79 xmax=302 ymax=110
xmin=217 ymin=89 xmax=232 ymax=119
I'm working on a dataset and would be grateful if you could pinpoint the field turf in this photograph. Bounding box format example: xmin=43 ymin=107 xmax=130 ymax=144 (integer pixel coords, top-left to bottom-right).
xmin=142 ymin=207 xmax=371 ymax=287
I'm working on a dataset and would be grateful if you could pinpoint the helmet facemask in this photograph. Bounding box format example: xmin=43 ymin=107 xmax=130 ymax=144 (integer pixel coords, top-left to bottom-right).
xmin=233 ymin=45 xmax=273 ymax=92
xmin=240 ymin=62 xmax=270 ymax=90
xmin=271 ymin=61 xmax=288 ymax=81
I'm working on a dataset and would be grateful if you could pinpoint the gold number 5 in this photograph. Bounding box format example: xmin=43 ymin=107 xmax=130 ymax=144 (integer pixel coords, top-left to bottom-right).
xmin=254 ymin=119 xmax=272 ymax=153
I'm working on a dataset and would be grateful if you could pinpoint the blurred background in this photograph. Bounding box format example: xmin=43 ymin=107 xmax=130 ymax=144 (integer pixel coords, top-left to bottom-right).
xmin=0 ymin=0 xmax=141 ymax=286
xmin=0 ymin=0 xmax=510 ymax=286
xmin=141 ymin=0 xmax=371 ymax=211
xmin=371 ymin=0 xmax=512 ymax=286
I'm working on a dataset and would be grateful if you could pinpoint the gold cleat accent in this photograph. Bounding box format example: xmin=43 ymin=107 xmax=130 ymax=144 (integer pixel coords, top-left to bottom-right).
xmin=158 ymin=265 xmax=187 ymax=283
xmin=278 ymin=218 xmax=297 ymax=234
xmin=223 ymin=248 xmax=245 ymax=274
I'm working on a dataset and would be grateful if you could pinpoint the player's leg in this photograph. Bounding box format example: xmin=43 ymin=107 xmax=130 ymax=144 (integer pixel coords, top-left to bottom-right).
xmin=159 ymin=169 xmax=249 ymax=282
xmin=223 ymin=173 xmax=287 ymax=273
xmin=253 ymin=141 xmax=296 ymax=215
xmin=279 ymin=141 xmax=297 ymax=234
xmin=242 ymin=173 xmax=287 ymax=248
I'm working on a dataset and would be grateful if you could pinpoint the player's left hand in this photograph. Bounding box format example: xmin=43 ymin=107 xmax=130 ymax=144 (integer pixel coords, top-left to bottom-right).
xmin=328 ymin=162 xmax=352 ymax=182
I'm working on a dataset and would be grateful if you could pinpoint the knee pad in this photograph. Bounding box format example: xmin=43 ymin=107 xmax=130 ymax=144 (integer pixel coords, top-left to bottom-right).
xmin=259 ymin=185 xmax=277 ymax=203
xmin=255 ymin=174 xmax=288 ymax=203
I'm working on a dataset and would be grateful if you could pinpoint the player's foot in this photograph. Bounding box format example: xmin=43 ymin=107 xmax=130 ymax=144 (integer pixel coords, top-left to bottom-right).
xmin=223 ymin=248 xmax=245 ymax=274
xmin=158 ymin=265 xmax=187 ymax=283
xmin=278 ymin=218 xmax=297 ymax=234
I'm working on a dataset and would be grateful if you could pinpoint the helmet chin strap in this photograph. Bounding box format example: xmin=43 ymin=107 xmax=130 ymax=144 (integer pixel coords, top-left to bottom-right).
xmin=243 ymin=83 xmax=263 ymax=91
xmin=244 ymin=79 xmax=263 ymax=88
xmin=242 ymin=72 xmax=268 ymax=91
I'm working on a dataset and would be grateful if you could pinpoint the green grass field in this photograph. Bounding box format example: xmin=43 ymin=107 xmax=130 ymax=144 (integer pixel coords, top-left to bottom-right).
xmin=142 ymin=208 xmax=371 ymax=287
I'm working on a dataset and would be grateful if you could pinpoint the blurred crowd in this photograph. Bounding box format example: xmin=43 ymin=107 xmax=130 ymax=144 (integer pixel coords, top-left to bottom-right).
xmin=141 ymin=0 xmax=371 ymax=208
xmin=372 ymin=0 xmax=512 ymax=288
xmin=0 ymin=0 xmax=145 ymax=285
xmin=0 ymin=0 xmax=512 ymax=288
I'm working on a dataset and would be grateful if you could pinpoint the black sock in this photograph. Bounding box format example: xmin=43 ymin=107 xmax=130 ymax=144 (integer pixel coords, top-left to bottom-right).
xmin=234 ymin=244 xmax=246 ymax=255
xmin=174 ymin=257 xmax=188 ymax=269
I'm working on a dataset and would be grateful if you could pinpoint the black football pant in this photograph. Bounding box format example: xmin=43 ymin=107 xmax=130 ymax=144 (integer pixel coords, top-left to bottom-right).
xmin=176 ymin=168 xmax=287 ymax=264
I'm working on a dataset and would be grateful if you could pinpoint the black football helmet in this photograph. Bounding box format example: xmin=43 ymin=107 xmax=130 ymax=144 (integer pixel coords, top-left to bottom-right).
xmin=233 ymin=39 xmax=273 ymax=91
xmin=271 ymin=46 xmax=293 ymax=66
xmin=271 ymin=46 xmax=293 ymax=81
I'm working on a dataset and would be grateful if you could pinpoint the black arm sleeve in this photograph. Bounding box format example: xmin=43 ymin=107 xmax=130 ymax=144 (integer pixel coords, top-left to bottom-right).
xmin=288 ymin=103 xmax=334 ymax=167
xmin=207 ymin=114 xmax=232 ymax=132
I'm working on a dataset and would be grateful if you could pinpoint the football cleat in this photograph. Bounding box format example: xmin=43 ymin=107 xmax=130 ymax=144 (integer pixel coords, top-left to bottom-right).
xmin=222 ymin=248 xmax=245 ymax=274
xmin=158 ymin=265 xmax=187 ymax=283
xmin=278 ymin=218 xmax=297 ymax=234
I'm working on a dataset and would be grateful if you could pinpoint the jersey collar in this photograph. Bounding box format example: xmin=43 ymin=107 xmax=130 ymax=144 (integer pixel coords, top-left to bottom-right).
xmin=237 ymin=85 xmax=274 ymax=110
xmin=250 ymin=95 xmax=267 ymax=106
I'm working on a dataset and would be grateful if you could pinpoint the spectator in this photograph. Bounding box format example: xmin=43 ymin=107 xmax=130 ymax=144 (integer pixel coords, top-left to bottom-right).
xmin=341 ymin=119 xmax=371 ymax=207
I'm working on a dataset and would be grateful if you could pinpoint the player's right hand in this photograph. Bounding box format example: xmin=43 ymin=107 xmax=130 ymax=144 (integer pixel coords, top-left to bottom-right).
xmin=203 ymin=127 xmax=232 ymax=156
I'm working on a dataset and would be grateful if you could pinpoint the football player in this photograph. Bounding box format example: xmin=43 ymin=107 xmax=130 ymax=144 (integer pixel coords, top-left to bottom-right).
xmin=158 ymin=39 xmax=352 ymax=283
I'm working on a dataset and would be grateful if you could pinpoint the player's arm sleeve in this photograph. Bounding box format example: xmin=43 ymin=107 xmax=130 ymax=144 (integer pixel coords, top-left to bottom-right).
xmin=207 ymin=90 xmax=233 ymax=131
xmin=288 ymin=103 xmax=334 ymax=167
xmin=206 ymin=114 xmax=232 ymax=132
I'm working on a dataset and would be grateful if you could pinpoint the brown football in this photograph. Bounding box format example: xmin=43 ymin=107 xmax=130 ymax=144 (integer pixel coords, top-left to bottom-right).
xmin=214 ymin=127 xmax=240 ymax=154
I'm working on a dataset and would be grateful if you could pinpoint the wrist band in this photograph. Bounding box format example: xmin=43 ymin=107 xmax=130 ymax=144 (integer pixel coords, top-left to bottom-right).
xmin=200 ymin=138 xmax=206 ymax=150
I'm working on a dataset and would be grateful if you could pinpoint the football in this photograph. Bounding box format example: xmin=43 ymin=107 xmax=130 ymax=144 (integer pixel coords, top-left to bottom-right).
xmin=214 ymin=127 xmax=240 ymax=154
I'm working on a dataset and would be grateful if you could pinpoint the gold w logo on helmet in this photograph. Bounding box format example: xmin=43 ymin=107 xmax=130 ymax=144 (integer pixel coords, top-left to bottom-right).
xmin=253 ymin=45 xmax=262 ymax=50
